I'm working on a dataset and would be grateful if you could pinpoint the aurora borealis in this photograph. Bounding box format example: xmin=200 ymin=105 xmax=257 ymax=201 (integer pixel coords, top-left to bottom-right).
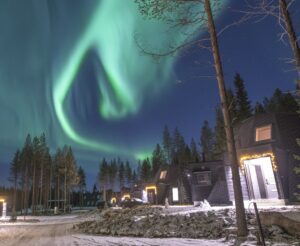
xmin=0 ymin=0 xmax=298 ymax=186
xmin=52 ymin=0 xmax=228 ymax=158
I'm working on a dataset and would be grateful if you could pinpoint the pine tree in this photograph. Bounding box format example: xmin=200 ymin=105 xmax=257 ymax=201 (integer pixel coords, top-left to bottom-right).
xmin=109 ymin=159 xmax=118 ymax=190
xmin=254 ymin=102 xmax=265 ymax=115
xmin=140 ymin=158 xmax=151 ymax=181
xmin=9 ymin=149 xmax=20 ymax=218
xmin=162 ymin=125 xmax=172 ymax=164
xmin=172 ymin=127 xmax=186 ymax=165
xmin=132 ymin=170 xmax=137 ymax=184
xmin=20 ymin=134 xmax=33 ymax=215
xmin=124 ymin=161 xmax=132 ymax=187
xmin=77 ymin=166 xmax=86 ymax=208
xmin=200 ymin=121 xmax=215 ymax=161
xmin=264 ymin=88 xmax=298 ymax=113
xmin=31 ymin=136 xmax=41 ymax=214
xmin=151 ymin=144 xmax=165 ymax=176
xmin=118 ymin=162 xmax=125 ymax=189
xmin=64 ymin=146 xmax=77 ymax=212
xmin=92 ymin=184 xmax=98 ymax=206
xmin=234 ymin=73 xmax=252 ymax=122
xmin=99 ymin=158 xmax=109 ymax=202
xmin=136 ymin=160 xmax=142 ymax=180
xmin=214 ymin=106 xmax=226 ymax=158
xmin=190 ymin=138 xmax=200 ymax=162
xmin=184 ymin=145 xmax=191 ymax=163
xmin=38 ymin=133 xmax=49 ymax=211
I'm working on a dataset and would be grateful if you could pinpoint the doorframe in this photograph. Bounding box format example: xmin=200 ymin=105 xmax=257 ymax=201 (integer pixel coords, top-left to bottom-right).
xmin=243 ymin=156 xmax=277 ymax=200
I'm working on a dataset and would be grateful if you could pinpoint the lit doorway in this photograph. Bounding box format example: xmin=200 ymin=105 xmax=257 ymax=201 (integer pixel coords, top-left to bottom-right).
xmin=147 ymin=189 xmax=156 ymax=204
xmin=244 ymin=157 xmax=278 ymax=199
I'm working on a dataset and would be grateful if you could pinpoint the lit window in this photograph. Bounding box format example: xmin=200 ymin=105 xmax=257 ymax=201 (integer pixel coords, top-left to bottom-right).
xmin=194 ymin=172 xmax=211 ymax=186
xmin=255 ymin=125 xmax=271 ymax=142
xmin=160 ymin=170 xmax=167 ymax=179
xmin=172 ymin=187 xmax=179 ymax=202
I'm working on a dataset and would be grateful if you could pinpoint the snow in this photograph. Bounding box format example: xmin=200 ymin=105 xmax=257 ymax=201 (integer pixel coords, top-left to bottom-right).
xmin=0 ymin=205 xmax=299 ymax=245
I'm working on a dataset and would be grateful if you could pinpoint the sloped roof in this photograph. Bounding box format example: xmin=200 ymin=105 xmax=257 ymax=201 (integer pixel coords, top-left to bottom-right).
xmin=234 ymin=113 xmax=300 ymax=151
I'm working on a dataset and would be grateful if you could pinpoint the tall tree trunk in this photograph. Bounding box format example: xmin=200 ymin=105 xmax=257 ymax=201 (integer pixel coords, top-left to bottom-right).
xmin=39 ymin=162 xmax=43 ymax=209
xmin=31 ymin=162 xmax=36 ymax=215
xmin=12 ymin=175 xmax=17 ymax=218
xmin=64 ymin=168 xmax=67 ymax=213
xmin=279 ymin=0 xmax=300 ymax=84
xmin=21 ymin=176 xmax=25 ymax=215
xmin=48 ymin=164 xmax=52 ymax=212
xmin=25 ymin=167 xmax=29 ymax=215
xmin=204 ymin=0 xmax=248 ymax=237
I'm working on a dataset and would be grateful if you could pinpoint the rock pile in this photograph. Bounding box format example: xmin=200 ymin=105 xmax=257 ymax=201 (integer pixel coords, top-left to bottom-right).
xmin=74 ymin=206 xmax=300 ymax=244
xmin=75 ymin=206 xmax=234 ymax=238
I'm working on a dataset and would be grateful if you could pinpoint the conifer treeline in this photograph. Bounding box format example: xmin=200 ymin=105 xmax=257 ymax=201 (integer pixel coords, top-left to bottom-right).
xmin=8 ymin=133 xmax=86 ymax=214
xmin=98 ymin=158 xmax=137 ymax=191
xmin=98 ymin=127 xmax=201 ymax=193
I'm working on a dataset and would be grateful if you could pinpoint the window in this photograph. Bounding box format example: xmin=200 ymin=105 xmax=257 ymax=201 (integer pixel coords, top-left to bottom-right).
xmin=160 ymin=170 xmax=167 ymax=179
xmin=194 ymin=171 xmax=211 ymax=186
xmin=172 ymin=187 xmax=179 ymax=202
xmin=255 ymin=125 xmax=271 ymax=142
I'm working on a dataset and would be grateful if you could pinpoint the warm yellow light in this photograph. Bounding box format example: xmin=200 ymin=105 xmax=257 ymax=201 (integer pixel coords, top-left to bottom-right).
xmin=111 ymin=197 xmax=117 ymax=203
xmin=0 ymin=199 xmax=4 ymax=203
xmin=122 ymin=194 xmax=130 ymax=200
xmin=145 ymin=185 xmax=157 ymax=195
xmin=240 ymin=152 xmax=278 ymax=172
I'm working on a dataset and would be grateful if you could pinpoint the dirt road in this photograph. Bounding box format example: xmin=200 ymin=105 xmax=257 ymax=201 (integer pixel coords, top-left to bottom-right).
xmin=0 ymin=220 xmax=78 ymax=246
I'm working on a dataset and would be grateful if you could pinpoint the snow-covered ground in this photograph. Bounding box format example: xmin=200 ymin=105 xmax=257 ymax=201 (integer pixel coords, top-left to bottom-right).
xmin=0 ymin=215 xmax=232 ymax=246
xmin=0 ymin=205 xmax=299 ymax=246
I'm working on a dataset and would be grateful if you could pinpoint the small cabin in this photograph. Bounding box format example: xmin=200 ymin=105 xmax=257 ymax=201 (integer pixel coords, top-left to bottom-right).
xmin=226 ymin=113 xmax=300 ymax=204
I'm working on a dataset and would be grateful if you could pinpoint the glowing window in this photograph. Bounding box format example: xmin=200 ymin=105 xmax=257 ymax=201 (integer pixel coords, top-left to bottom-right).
xmin=172 ymin=187 xmax=179 ymax=202
xmin=255 ymin=125 xmax=271 ymax=142
xmin=160 ymin=170 xmax=167 ymax=179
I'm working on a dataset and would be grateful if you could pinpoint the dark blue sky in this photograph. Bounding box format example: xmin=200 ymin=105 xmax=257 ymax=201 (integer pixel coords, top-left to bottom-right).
xmin=0 ymin=0 xmax=299 ymax=189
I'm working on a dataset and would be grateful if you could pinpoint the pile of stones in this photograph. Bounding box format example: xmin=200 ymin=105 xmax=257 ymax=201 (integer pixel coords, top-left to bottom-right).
xmin=74 ymin=206 xmax=300 ymax=245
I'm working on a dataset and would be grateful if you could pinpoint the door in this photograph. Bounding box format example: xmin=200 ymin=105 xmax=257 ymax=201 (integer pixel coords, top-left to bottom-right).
xmin=244 ymin=156 xmax=278 ymax=199
xmin=147 ymin=189 xmax=156 ymax=204
xmin=260 ymin=158 xmax=278 ymax=199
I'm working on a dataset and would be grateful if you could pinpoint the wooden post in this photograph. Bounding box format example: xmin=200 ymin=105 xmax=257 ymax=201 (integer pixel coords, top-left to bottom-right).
xmin=253 ymin=202 xmax=266 ymax=246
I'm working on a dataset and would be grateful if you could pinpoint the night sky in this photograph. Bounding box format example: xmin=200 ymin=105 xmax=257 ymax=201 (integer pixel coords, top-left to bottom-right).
xmin=0 ymin=0 xmax=299 ymax=188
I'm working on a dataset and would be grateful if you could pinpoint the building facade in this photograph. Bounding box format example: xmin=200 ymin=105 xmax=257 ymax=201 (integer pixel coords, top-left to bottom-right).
xmin=226 ymin=113 xmax=300 ymax=204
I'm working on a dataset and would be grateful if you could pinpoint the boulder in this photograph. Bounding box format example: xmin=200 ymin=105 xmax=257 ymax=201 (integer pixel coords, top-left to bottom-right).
xmin=260 ymin=211 xmax=300 ymax=236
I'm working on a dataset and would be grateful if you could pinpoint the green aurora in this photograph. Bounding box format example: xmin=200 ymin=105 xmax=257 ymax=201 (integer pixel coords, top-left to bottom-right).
xmin=52 ymin=0 xmax=227 ymax=159
xmin=0 ymin=0 xmax=228 ymax=174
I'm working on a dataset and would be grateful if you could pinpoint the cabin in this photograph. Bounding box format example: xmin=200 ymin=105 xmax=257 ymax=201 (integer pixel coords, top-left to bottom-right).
xmin=225 ymin=113 xmax=300 ymax=204
xmin=144 ymin=162 xmax=231 ymax=206
xmin=187 ymin=161 xmax=231 ymax=205
xmin=142 ymin=165 xmax=191 ymax=205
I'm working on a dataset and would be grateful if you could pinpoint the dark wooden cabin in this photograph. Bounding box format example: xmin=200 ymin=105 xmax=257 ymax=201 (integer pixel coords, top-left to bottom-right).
xmin=225 ymin=113 xmax=300 ymax=204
